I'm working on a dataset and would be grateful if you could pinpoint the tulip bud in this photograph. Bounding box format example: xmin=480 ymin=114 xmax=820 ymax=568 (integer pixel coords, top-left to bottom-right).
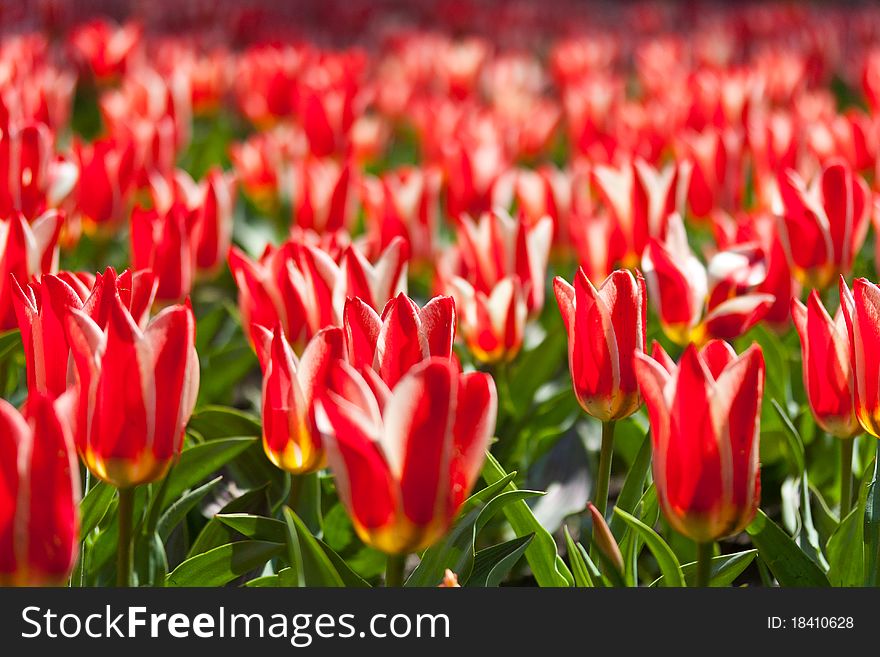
xmin=343 ymin=293 xmax=455 ymax=388
xmin=0 ymin=395 xmax=80 ymax=586
xmin=0 ymin=211 xmax=62 ymax=330
xmin=63 ymin=281 xmax=199 ymax=488
xmin=131 ymin=202 xmax=199 ymax=303
xmin=634 ymin=341 xmax=764 ymax=542
xmin=554 ymin=268 xmax=646 ymax=421
xmin=791 ymin=292 xmax=860 ymax=438
xmin=840 ymin=277 xmax=880 ymax=437
xmin=254 ymin=324 xmax=344 ymax=474
xmin=587 ymin=502 xmax=624 ymax=574
xmin=319 ymin=358 xmax=497 ymax=554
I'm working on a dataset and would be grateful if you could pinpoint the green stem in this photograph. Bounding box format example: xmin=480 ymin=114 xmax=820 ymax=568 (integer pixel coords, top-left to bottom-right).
xmin=694 ymin=541 xmax=713 ymax=588
xmin=79 ymin=468 xmax=91 ymax=587
xmin=116 ymin=487 xmax=134 ymax=588
xmin=287 ymin=474 xmax=303 ymax=511
xmin=594 ymin=420 xmax=616 ymax=518
xmin=840 ymin=437 xmax=855 ymax=519
xmin=386 ymin=554 xmax=406 ymax=588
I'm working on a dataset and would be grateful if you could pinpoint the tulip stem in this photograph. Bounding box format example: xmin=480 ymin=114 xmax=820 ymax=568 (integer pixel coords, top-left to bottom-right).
xmin=840 ymin=437 xmax=855 ymax=519
xmin=116 ymin=487 xmax=134 ymax=588
xmin=386 ymin=554 xmax=406 ymax=587
xmin=694 ymin=542 xmax=713 ymax=588
xmin=594 ymin=420 xmax=616 ymax=519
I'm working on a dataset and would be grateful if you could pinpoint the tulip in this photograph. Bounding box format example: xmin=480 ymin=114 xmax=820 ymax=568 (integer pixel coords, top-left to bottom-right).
xmin=591 ymin=158 xmax=689 ymax=267
xmin=319 ymin=358 xmax=497 ymax=558
xmin=641 ymin=213 xmax=774 ymax=345
xmin=777 ymin=159 xmax=870 ymax=290
xmin=448 ymin=275 xmax=527 ymax=364
xmin=840 ymin=277 xmax=880 ymax=439
xmin=333 ymin=236 xmax=409 ymax=321
xmin=194 ymin=168 xmax=237 ymax=273
xmin=635 ymin=340 xmax=764 ymax=584
xmin=554 ymin=268 xmax=646 ymax=422
xmin=63 ymin=282 xmax=199 ymax=490
xmin=290 ymin=158 xmax=354 ymax=234
xmin=0 ymin=210 xmax=62 ymax=330
xmin=0 ymin=394 xmax=80 ymax=586
xmin=343 ymin=293 xmax=455 ymax=388
xmin=793 ymin=290 xmax=860 ymax=515
xmin=254 ymin=324 xmax=344 ymax=475
xmin=554 ymin=267 xmax=646 ymax=524
xmin=130 ymin=202 xmax=199 ymax=302
xmin=72 ymin=137 xmax=135 ymax=229
xmin=69 ymin=19 xmax=142 ymax=83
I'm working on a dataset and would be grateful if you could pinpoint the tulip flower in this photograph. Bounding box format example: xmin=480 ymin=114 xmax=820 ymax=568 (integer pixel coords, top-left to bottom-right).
xmin=554 ymin=268 xmax=646 ymax=422
xmin=793 ymin=290 xmax=860 ymax=515
xmin=840 ymin=277 xmax=880 ymax=439
xmin=0 ymin=210 xmax=62 ymax=330
xmin=591 ymin=158 xmax=689 ymax=267
xmin=130 ymin=202 xmax=199 ymax=302
xmin=63 ymin=284 xmax=199 ymax=489
xmin=254 ymin=324 xmax=344 ymax=475
xmin=72 ymin=137 xmax=135 ymax=229
xmin=290 ymin=158 xmax=354 ymax=234
xmin=69 ymin=19 xmax=142 ymax=83
xmin=194 ymin=168 xmax=237 ymax=272
xmin=343 ymin=293 xmax=455 ymax=388
xmin=777 ymin=159 xmax=870 ymax=290
xmin=635 ymin=340 xmax=764 ymax=584
xmin=0 ymin=394 xmax=80 ymax=586
xmin=641 ymin=213 xmax=774 ymax=345
xmin=554 ymin=267 xmax=646 ymax=521
xmin=319 ymin=358 xmax=497 ymax=558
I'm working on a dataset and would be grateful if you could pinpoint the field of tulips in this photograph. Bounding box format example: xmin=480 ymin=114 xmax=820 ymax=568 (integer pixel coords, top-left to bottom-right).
xmin=6 ymin=0 xmax=880 ymax=590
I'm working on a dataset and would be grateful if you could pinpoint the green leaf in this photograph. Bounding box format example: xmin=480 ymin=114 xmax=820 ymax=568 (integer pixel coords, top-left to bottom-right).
xmin=507 ymin=327 xmax=566 ymax=415
xmin=827 ymin=506 xmax=865 ymax=587
xmin=563 ymin=527 xmax=599 ymax=587
xmin=651 ymin=550 xmax=757 ymax=587
xmin=217 ymin=514 xmax=286 ymax=543
xmin=79 ymin=482 xmax=115 ymax=540
xmin=162 ymin=437 xmax=257 ymax=506
xmin=133 ymin=531 xmax=168 ymax=587
xmin=187 ymin=485 xmax=271 ymax=557
xmin=467 ymin=534 xmax=534 ymax=587
xmin=480 ymin=453 xmax=572 ymax=587
xmin=187 ymin=406 xmax=261 ymax=439
xmin=613 ymin=507 xmax=685 ymax=587
xmin=862 ymin=456 xmax=879 ymax=586
xmin=746 ymin=509 xmax=830 ymax=587
xmin=608 ymin=429 xmax=652 ymax=541
xmin=166 ymin=541 xmax=284 ymax=587
xmin=282 ymin=508 xmax=345 ymax=587
xmin=157 ymin=477 xmax=222 ymax=541
xmin=770 ymin=399 xmax=805 ymax=473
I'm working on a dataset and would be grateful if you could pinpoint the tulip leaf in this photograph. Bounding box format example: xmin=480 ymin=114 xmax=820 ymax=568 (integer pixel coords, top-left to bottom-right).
xmin=746 ymin=509 xmax=830 ymax=587
xmin=157 ymin=476 xmax=223 ymax=541
xmin=480 ymin=453 xmax=573 ymax=587
xmin=463 ymin=471 xmax=518 ymax=510
xmin=187 ymin=406 xmax=261 ymax=439
xmin=564 ymin=527 xmax=598 ymax=587
xmin=608 ymin=429 xmax=652 ymax=541
xmin=282 ymin=507 xmax=346 ymax=587
xmin=79 ymin=481 xmax=116 ymax=540
xmin=827 ymin=507 xmax=865 ymax=587
xmin=187 ymin=485 xmax=272 ymax=557
xmin=507 ymin=327 xmax=567 ymax=415
xmin=467 ymin=534 xmax=535 ymax=587
xmin=166 ymin=540 xmax=284 ymax=587
xmin=770 ymin=399 xmax=805 ymax=473
xmin=162 ymin=436 xmax=257 ymax=506
xmin=134 ymin=531 xmax=168 ymax=587
xmin=613 ymin=507 xmax=685 ymax=587
xmin=0 ymin=329 xmax=21 ymax=361
xmin=862 ymin=457 xmax=880 ymax=586
xmin=651 ymin=549 xmax=757 ymax=587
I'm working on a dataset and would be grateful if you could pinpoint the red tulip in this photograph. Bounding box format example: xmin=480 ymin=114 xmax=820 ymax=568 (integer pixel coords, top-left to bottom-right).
xmin=777 ymin=159 xmax=870 ymax=289
xmin=194 ymin=168 xmax=237 ymax=272
xmin=592 ymin=157 xmax=689 ymax=267
xmin=290 ymin=158 xmax=354 ymax=234
xmin=69 ymin=19 xmax=142 ymax=83
xmin=554 ymin=268 xmax=646 ymax=421
xmin=0 ymin=394 xmax=80 ymax=586
xmin=11 ymin=272 xmax=91 ymax=397
xmin=344 ymin=293 xmax=455 ymax=388
xmin=791 ymin=292 xmax=860 ymax=438
xmin=254 ymin=324 xmax=344 ymax=474
xmin=360 ymin=166 xmax=441 ymax=263
xmin=840 ymin=277 xmax=880 ymax=437
xmin=334 ymin=236 xmax=409 ymax=320
xmin=0 ymin=210 xmax=62 ymax=330
xmin=130 ymin=202 xmax=199 ymax=302
xmin=0 ymin=122 xmax=78 ymax=221
xmin=635 ymin=341 xmax=764 ymax=542
xmin=319 ymin=358 xmax=497 ymax=554
xmin=642 ymin=213 xmax=773 ymax=345
xmin=72 ymin=136 xmax=135 ymax=228
xmin=63 ymin=282 xmax=199 ymax=488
